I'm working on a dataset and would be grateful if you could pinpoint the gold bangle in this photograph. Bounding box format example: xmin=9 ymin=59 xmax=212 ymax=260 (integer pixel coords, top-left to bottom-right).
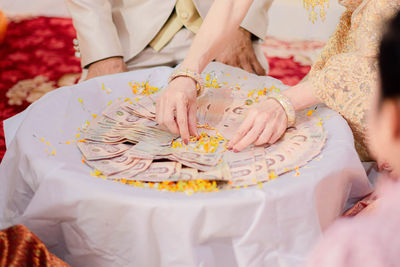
xmin=267 ymin=93 xmax=296 ymax=127
xmin=168 ymin=68 xmax=205 ymax=97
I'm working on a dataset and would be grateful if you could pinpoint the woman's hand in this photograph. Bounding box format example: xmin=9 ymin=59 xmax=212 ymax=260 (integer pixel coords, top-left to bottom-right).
xmin=156 ymin=77 xmax=198 ymax=144
xmin=227 ymin=98 xmax=288 ymax=152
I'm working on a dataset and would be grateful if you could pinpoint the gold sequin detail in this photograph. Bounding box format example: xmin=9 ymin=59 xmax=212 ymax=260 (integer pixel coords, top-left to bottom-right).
xmin=304 ymin=0 xmax=330 ymax=23
xmin=308 ymin=0 xmax=400 ymax=161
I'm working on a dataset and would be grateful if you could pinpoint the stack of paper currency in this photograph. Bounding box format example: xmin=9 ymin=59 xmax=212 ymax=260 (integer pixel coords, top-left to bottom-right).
xmin=78 ymin=76 xmax=326 ymax=187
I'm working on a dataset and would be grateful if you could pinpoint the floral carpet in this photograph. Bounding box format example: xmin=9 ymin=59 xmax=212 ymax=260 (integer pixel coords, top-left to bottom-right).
xmin=0 ymin=16 xmax=323 ymax=161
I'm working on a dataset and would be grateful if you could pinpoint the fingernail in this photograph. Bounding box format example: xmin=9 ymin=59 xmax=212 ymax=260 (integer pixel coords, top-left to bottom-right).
xmin=184 ymin=139 xmax=189 ymax=145
xmin=233 ymin=149 xmax=239 ymax=153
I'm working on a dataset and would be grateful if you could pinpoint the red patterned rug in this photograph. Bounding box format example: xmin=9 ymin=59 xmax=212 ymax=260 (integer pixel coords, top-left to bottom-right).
xmin=0 ymin=16 xmax=320 ymax=161
xmin=0 ymin=16 xmax=81 ymax=160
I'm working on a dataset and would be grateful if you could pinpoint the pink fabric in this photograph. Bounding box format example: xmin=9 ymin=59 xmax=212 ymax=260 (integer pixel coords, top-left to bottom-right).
xmin=307 ymin=179 xmax=400 ymax=267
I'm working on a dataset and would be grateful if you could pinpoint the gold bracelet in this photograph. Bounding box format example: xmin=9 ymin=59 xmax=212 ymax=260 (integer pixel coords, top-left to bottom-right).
xmin=267 ymin=93 xmax=296 ymax=127
xmin=168 ymin=68 xmax=205 ymax=97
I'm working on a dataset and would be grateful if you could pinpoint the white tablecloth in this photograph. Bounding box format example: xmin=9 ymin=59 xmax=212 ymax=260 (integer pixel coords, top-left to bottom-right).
xmin=0 ymin=63 xmax=371 ymax=267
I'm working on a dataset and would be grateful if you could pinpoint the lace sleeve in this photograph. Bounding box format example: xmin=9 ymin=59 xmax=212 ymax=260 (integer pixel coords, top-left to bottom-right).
xmin=307 ymin=0 xmax=400 ymax=160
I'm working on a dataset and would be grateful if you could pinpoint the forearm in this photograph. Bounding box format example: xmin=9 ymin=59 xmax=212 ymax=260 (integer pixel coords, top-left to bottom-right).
xmin=181 ymin=0 xmax=254 ymax=72
xmin=281 ymin=81 xmax=321 ymax=111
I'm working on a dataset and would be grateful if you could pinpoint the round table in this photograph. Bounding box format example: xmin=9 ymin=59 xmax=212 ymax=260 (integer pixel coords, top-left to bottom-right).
xmin=0 ymin=63 xmax=371 ymax=267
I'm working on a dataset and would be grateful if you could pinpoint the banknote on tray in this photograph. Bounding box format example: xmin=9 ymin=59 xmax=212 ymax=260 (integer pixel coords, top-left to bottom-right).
xmin=78 ymin=69 xmax=327 ymax=187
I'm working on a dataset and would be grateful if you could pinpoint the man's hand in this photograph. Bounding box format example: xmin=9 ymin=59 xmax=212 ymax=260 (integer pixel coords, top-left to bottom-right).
xmin=215 ymin=28 xmax=266 ymax=76
xmin=86 ymin=57 xmax=127 ymax=80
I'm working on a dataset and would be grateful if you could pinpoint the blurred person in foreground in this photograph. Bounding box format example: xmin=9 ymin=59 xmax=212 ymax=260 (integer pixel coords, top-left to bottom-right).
xmin=307 ymin=11 xmax=400 ymax=267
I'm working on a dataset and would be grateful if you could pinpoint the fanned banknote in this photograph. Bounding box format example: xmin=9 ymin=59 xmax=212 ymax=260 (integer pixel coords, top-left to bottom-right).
xmin=77 ymin=141 xmax=132 ymax=160
xmin=78 ymin=65 xmax=327 ymax=187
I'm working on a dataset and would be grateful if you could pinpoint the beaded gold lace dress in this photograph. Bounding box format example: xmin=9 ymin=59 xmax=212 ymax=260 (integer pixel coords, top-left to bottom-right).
xmin=307 ymin=0 xmax=400 ymax=160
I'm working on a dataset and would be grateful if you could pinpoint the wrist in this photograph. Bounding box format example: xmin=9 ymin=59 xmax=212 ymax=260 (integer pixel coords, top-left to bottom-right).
xmin=85 ymin=57 xmax=126 ymax=80
xmin=281 ymin=81 xmax=321 ymax=111
xmin=168 ymin=68 xmax=205 ymax=97
xmin=239 ymin=27 xmax=251 ymax=39
xmin=170 ymin=76 xmax=197 ymax=89
xmin=181 ymin=47 xmax=215 ymax=73
xmin=180 ymin=59 xmax=203 ymax=74
xmin=267 ymin=93 xmax=296 ymax=127
xmin=281 ymin=91 xmax=297 ymax=112
xmin=88 ymin=56 xmax=124 ymax=68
